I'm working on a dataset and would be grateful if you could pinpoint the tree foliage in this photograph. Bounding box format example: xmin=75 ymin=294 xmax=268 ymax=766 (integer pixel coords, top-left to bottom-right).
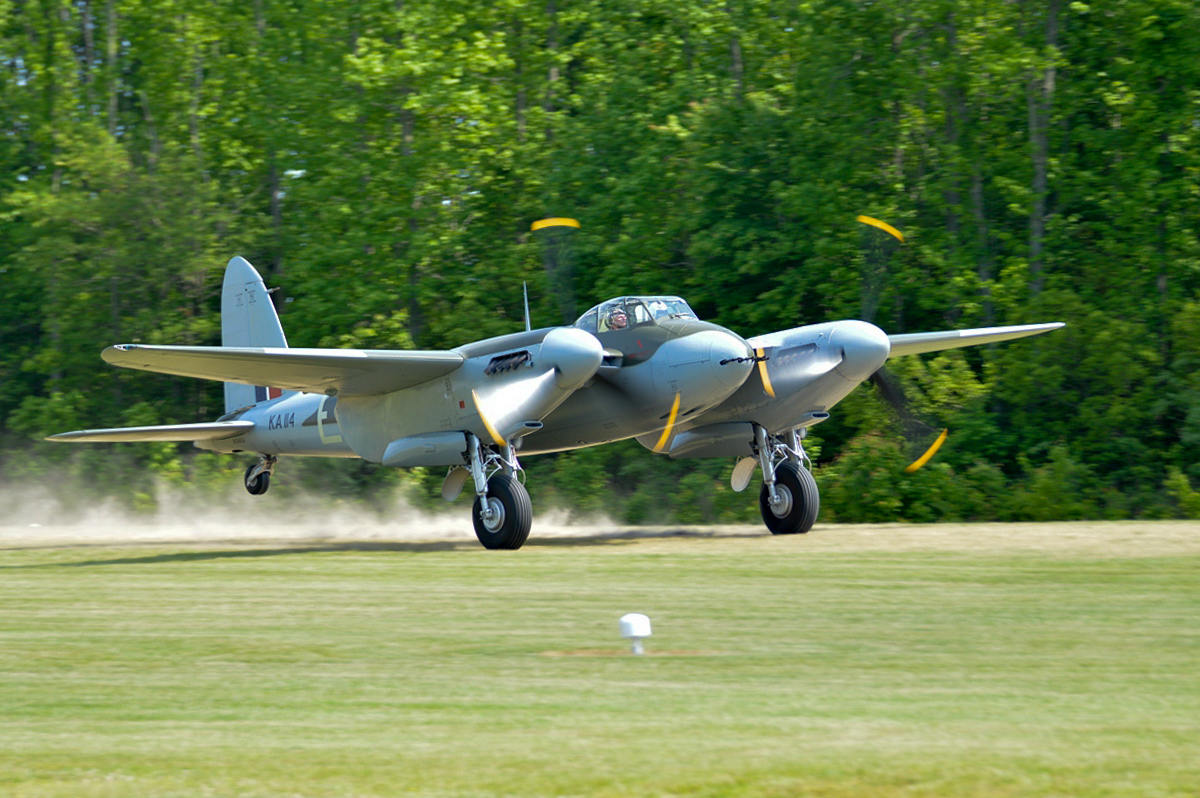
xmin=3 ymin=1 xmax=1199 ymax=521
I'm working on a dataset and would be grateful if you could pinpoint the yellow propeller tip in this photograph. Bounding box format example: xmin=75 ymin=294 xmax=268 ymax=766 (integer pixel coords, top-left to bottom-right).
xmin=531 ymin=218 xmax=581 ymax=232
xmin=856 ymin=215 xmax=905 ymax=243
xmin=904 ymin=429 xmax=948 ymax=473
xmin=652 ymin=393 xmax=682 ymax=453
xmin=471 ymin=389 xmax=506 ymax=447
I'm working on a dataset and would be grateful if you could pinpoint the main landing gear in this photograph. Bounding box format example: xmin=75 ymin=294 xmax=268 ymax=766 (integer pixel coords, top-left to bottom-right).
xmin=244 ymin=454 xmax=277 ymax=495
xmin=461 ymin=433 xmax=533 ymax=550
xmin=753 ymin=425 xmax=820 ymax=535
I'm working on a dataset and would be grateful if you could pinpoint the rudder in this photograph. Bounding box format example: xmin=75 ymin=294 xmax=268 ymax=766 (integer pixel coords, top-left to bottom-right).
xmin=222 ymin=257 xmax=289 ymax=412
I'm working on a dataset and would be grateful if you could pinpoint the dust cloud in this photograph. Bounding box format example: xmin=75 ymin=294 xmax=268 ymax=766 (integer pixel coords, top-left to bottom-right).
xmin=2 ymin=480 xmax=1197 ymax=556
xmin=0 ymin=480 xmax=609 ymax=549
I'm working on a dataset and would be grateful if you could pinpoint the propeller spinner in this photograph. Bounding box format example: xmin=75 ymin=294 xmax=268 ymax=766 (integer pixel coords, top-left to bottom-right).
xmin=471 ymin=326 xmax=604 ymax=446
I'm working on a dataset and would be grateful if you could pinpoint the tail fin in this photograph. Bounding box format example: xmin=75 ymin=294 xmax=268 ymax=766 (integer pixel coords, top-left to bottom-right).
xmin=222 ymin=256 xmax=289 ymax=412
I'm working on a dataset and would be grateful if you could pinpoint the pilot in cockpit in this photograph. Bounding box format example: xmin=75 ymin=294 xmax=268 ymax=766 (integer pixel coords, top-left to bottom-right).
xmin=607 ymin=306 xmax=629 ymax=331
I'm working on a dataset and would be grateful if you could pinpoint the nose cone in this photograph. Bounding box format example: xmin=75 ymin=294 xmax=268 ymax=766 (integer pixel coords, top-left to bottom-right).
xmin=542 ymin=326 xmax=604 ymax=389
xmin=705 ymin=330 xmax=755 ymax=388
xmin=655 ymin=330 xmax=754 ymax=408
xmin=832 ymin=320 xmax=891 ymax=382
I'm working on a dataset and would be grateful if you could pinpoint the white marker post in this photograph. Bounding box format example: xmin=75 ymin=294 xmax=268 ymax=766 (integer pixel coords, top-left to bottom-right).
xmin=619 ymin=613 xmax=652 ymax=655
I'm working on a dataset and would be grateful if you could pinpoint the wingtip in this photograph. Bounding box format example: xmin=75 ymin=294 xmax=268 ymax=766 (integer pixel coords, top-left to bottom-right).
xmin=101 ymin=344 xmax=134 ymax=364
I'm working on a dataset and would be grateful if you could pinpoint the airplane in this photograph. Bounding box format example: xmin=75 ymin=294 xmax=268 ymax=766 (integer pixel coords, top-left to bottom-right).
xmin=48 ymin=255 xmax=1063 ymax=549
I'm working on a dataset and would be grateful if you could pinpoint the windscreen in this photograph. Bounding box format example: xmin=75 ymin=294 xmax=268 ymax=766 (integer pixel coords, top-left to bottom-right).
xmin=574 ymin=296 xmax=697 ymax=333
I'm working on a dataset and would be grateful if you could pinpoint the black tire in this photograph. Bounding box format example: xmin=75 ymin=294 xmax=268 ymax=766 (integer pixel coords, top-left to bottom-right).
xmin=759 ymin=462 xmax=819 ymax=535
xmin=244 ymin=464 xmax=270 ymax=496
xmin=472 ymin=473 xmax=533 ymax=550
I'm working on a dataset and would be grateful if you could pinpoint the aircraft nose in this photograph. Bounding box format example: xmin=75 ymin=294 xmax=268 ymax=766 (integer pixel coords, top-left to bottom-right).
xmin=832 ymin=320 xmax=891 ymax=382
xmin=542 ymin=326 xmax=604 ymax=389
xmin=653 ymin=329 xmax=754 ymax=408
xmin=706 ymin=330 xmax=755 ymax=388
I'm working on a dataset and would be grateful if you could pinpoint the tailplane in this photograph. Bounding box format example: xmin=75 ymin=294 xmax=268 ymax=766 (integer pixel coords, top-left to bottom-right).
xmin=222 ymin=257 xmax=289 ymax=412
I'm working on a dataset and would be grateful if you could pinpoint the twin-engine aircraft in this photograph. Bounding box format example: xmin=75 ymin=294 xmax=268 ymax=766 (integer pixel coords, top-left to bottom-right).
xmin=50 ymin=256 xmax=1062 ymax=548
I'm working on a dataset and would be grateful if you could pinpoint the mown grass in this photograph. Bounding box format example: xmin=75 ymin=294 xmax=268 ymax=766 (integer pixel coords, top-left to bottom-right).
xmin=1 ymin=528 xmax=1197 ymax=797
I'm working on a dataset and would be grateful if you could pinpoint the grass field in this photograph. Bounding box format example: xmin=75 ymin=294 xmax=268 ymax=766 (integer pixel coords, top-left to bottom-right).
xmin=1 ymin=520 xmax=1198 ymax=797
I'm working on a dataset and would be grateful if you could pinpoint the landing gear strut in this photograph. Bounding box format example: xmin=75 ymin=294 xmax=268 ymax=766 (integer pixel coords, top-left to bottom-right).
xmin=466 ymin=434 xmax=532 ymax=550
xmin=244 ymin=454 xmax=276 ymax=496
xmin=755 ymin=426 xmax=819 ymax=535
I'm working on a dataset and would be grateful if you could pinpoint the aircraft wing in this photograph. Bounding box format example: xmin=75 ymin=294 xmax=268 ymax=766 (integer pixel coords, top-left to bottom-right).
xmin=46 ymin=420 xmax=255 ymax=443
xmin=101 ymin=344 xmax=465 ymax=396
xmin=888 ymin=323 xmax=1064 ymax=358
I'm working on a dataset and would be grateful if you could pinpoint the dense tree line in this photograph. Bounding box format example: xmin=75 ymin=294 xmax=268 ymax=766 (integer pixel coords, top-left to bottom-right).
xmin=3 ymin=0 xmax=1199 ymax=522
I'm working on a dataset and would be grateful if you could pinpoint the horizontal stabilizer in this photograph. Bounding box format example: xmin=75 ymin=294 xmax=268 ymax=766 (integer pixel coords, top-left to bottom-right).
xmin=102 ymin=345 xmax=465 ymax=397
xmin=888 ymin=322 xmax=1064 ymax=358
xmin=46 ymin=420 xmax=255 ymax=443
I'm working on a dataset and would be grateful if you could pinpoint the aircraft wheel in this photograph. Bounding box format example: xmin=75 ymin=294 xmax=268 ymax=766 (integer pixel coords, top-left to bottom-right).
xmin=244 ymin=464 xmax=270 ymax=496
xmin=759 ymin=462 xmax=819 ymax=535
xmin=472 ymin=473 xmax=532 ymax=550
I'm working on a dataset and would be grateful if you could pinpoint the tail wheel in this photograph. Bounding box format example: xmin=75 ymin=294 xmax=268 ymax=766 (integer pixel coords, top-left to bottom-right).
xmin=473 ymin=473 xmax=533 ymax=550
xmin=244 ymin=464 xmax=270 ymax=496
xmin=759 ymin=462 xmax=819 ymax=535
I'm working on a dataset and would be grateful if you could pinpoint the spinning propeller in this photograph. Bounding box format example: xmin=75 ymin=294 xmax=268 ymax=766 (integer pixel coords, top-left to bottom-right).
xmin=532 ymin=217 xmax=581 ymax=325
xmin=458 ymin=218 xmax=602 ymax=449
xmin=469 ymin=325 xmax=604 ymax=446
xmin=856 ymin=215 xmax=948 ymax=472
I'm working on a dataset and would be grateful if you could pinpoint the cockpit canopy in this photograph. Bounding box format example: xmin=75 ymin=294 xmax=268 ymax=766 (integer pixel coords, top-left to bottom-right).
xmin=574 ymin=296 xmax=698 ymax=334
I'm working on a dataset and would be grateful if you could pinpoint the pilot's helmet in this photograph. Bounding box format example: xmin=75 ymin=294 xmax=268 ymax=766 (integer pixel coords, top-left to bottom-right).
xmin=608 ymin=307 xmax=628 ymax=330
